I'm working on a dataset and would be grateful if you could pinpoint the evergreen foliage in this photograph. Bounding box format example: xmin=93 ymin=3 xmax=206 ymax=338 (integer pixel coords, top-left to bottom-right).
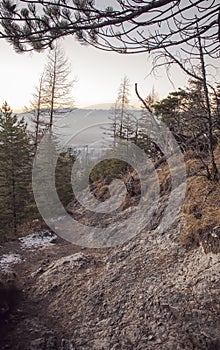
xmin=56 ymin=148 xmax=75 ymax=206
xmin=0 ymin=102 xmax=34 ymax=240
xmin=154 ymin=80 xmax=220 ymax=141
xmin=0 ymin=1 xmax=218 ymax=56
xmin=89 ymin=158 xmax=128 ymax=183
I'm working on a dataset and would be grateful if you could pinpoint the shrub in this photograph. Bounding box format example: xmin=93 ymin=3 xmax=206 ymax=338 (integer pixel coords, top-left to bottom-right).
xmin=89 ymin=158 xmax=129 ymax=183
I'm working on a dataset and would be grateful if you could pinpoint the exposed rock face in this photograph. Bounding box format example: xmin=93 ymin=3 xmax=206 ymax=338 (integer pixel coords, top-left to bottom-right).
xmin=28 ymin=215 xmax=220 ymax=350
xmin=1 ymin=158 xmax=220 ymax=349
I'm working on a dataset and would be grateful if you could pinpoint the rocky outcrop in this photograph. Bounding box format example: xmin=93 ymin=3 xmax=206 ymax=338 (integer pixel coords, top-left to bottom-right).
xmin=27 ymin=214 xmax=220 ymax=350
xmin=1 ymin=158 xmax=220 ymax=350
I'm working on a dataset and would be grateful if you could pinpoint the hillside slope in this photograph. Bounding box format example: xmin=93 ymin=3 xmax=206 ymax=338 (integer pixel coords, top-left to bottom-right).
xmin=0 ymin=153 xmax=220 ymax=350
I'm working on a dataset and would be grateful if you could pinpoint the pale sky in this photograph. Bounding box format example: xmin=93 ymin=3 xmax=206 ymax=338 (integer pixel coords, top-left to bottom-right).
xmin=0 ymin=36 xmax=191 ymax=111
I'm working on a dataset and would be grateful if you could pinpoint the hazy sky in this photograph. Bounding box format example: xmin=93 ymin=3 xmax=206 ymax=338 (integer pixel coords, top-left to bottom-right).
xmin=0 ymin=36 xmax=190 ymax=111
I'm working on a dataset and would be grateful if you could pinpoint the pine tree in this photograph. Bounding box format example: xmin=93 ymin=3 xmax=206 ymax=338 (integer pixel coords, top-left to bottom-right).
xmin=106 ymin=76 xmax=132 ymax=147
xmin=154 ymin=89 xmax=187 ymax=134
xmin=55 ymin=148 xmax=75 ymax=207
xmin=0 ymin=102 xmax=34 ymax=239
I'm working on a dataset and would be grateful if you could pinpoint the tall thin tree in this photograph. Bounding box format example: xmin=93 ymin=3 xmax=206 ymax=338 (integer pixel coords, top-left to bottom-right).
xmin=115 ymin=76 xmax=131 ymax=139
xmin=43 ymin=43 xmax=74 ymax=132
xmin=29 ymin=72 xmax=47 ymax=151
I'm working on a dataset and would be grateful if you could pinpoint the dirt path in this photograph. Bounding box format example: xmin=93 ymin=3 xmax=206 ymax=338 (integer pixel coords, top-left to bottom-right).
xmin=0 ymin=233 xmax=106 ymax=350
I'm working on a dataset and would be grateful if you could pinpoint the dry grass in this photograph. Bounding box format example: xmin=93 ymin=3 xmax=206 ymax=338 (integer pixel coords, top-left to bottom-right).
xmin=17 ymin=219 xmax=48 ymax=238
xmin=75 ymin=148 xmax=220 ymax=251
xmin=93 ymin=184 xmax=111 ymax=202
xmin=181 ymin=148 xmax=220 ymax=250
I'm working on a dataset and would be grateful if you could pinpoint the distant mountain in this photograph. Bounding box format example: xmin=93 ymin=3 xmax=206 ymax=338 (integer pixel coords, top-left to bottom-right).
xmin=84 ymin=103 xmax=114 ymax=110
xmin=20 ymin=108 xmax=142 ymax=153
xmin=83 ymin=101 xmax=141 ymax=110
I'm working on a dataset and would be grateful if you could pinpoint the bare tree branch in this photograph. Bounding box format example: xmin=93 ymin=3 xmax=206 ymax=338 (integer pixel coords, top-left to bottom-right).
xmin=0 ymin=0 xmax=219 ymax=54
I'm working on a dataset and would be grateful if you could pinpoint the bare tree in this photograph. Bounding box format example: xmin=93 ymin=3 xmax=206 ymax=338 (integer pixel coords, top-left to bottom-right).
xmin=43 ymin=43 xmax=74 ymax=131
xmin=105 ymin=77 xmax=131 ymax=146
xmin=107 ymin=102 xmax=118 ymax=148
xmin=115 ymin=76 xmax=131 ymax=139
xmin=0 ymin=1 xmax=218 ymax=55
xmin=211 ymin=84 xmax=220 ymax=129
xmin=29 ymin=72 xmax=47 ymax=151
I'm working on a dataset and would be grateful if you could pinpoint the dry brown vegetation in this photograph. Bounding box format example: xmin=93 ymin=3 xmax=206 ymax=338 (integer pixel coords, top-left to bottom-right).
xmin=82 ymin=147 xmax=220 ymax=253
xmin=181 ymin=148 xmax=220 ymax=251
xmin=16 ymin=220 xmax=48 ymax=239
xmin=0 ymin=149 xmax=219 ymax=350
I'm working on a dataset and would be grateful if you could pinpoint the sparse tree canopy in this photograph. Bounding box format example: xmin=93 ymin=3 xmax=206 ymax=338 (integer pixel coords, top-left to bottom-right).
xmin=115 ymin=76 xmax=131 ymax=139
xmin=43 ymin=43 xmax=74 ymax=130
xmin=0 ymin=0 xmax=219 ymax=54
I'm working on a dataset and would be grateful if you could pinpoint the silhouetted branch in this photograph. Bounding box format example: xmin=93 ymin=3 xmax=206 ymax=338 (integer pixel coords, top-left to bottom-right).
xmin=0 ymin=0 xmax=219 ymax=54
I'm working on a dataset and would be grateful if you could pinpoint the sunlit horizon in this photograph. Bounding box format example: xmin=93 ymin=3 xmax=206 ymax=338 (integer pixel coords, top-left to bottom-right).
xmin=0 ymin=36 xmax=206 ymax=112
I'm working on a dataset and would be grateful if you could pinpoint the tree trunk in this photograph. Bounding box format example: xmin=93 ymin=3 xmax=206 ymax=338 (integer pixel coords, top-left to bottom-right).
xmin=197 ymin=30 xmax=218 ymax=180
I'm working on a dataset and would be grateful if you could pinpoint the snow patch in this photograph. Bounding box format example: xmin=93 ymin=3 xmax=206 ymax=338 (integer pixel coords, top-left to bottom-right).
xmin=19 ymin=230 xmax=57 ymax=249
xmin=0 ymin=253 xmax=21 ymax=270
xmin=50 ymin=215 xmax=67 ymax=223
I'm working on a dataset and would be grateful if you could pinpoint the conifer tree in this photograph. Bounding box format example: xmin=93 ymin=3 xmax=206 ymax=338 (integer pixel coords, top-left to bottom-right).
xmin=0 ymin=102 xmax=33 ymax=239
xmin=0 ymin=1 xmax=218 ymax=58
xmin=55 ymin=148 xmax=75 ymax=207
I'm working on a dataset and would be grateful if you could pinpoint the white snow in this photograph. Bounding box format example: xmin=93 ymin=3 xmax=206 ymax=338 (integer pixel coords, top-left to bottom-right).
xmin=0 ymin=253 xmax=21 ymax=270
xmin=0 ymin=231 xmax=57 ymax=270
xmin=19 ymin=230 xmax=57 ymax=249
xmin=50 ymin=215 xmax=67 ymax=223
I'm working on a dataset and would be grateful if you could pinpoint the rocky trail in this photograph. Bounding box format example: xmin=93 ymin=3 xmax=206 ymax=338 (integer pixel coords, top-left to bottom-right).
xmin=0 ymin=160 xmax=220 ymax=350
xmin=0 ymin=214 xmax=219 ymax=350
xmin=0 ymin=231 xmax=91 ymax=349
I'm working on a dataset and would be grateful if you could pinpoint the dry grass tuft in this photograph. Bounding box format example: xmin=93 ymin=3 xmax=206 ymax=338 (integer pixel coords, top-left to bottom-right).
xmin=17 ymin=219 xmax=48 ymax=238
xmin=181 ymin=149 xmax=220 ymax=251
